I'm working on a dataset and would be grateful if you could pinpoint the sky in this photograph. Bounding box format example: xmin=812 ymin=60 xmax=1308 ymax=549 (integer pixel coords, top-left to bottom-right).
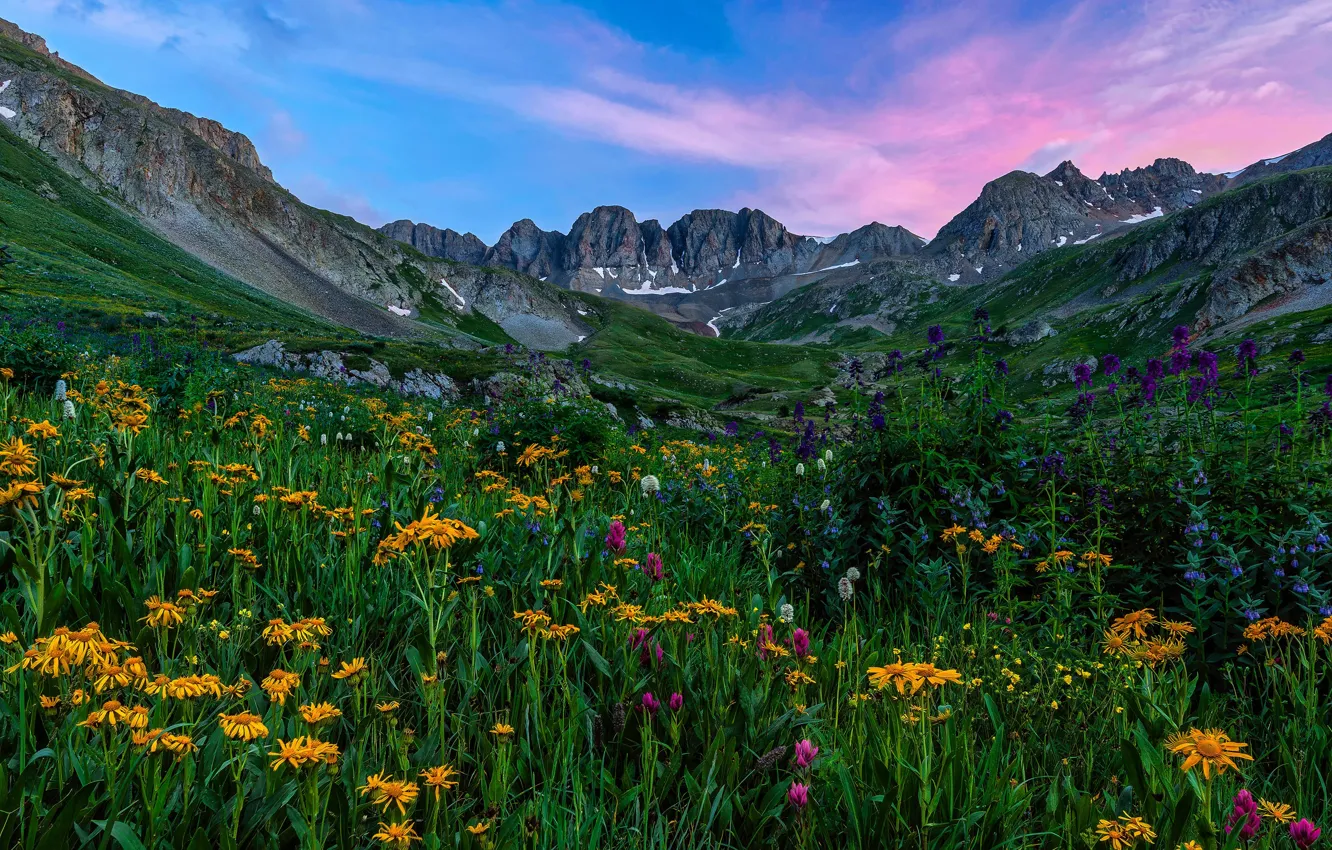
xmin=4 ymin=0 xmax=1332 ymax=242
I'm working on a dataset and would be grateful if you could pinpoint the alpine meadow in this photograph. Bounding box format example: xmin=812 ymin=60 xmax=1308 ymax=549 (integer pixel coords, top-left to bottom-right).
xmin=3 ymin=7 xmax=1332 ymax=850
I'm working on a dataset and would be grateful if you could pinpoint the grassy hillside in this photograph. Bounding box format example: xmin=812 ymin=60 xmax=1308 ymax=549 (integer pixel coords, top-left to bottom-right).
xmin=570 ymin=296 xmax=838 ymax=408
xmin=0 ymin=122 xmax=337 ymax=334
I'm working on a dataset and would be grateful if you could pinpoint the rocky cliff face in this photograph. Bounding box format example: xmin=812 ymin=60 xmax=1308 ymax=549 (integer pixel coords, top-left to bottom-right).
xmin=0 ymin=17 xmax=589 ymax=349
xmin=926 ymin=157 xmax=1227 ymax=283
xmin=1225 ymin=133 xmax=1332 ymax=188
xmin=382 ymin=204 xmax=923 ymax=298
xmin=380 ymin=220 xmax=487 ymax=265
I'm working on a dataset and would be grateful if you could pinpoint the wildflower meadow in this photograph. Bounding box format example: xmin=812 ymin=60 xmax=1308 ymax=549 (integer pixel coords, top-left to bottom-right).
xmin=1 ymin=314 xmax=1331 ymax=849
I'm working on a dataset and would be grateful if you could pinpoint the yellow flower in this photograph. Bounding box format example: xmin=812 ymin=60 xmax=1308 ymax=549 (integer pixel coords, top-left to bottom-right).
xmin=0 ymin=437 xmax=38 ymax=477
xmin=298 ymin=702 xmax=342 ymax=726
xmin=372 ymin=780 xmax=419 ymax=814
xmin=466 ymin=823 xmax=490 ymax=836
xmin=867 ymin=662 xmax=920 ymax=694
xmin=141 ymin=596 xmax=186 ymax=629
xmin=26 ymin=420 xmax=60 ymax=441
xmin=218 ymin=711 xmax=270 ymax=741
xmin=420 ymin=765 xmax=460 ymax=800
xmin=1111 ymin=609 xmax=1155 ymax=639
xmin=491 ymin=722 xmax=515 ymax=737
xmin=372 ymin=822 xmax=421 ymax=848
xmin=330 ymin=657 xmax=369 ymax=682
xmin=1258 ymin=799 xmax=1296 ymax=824
xmin=1168 ymin=728 xmax=1253 ymax=779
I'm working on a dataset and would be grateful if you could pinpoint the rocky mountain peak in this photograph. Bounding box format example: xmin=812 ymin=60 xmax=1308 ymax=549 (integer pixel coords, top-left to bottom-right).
xmin=380 ymin=220 xmax=487 ymax=265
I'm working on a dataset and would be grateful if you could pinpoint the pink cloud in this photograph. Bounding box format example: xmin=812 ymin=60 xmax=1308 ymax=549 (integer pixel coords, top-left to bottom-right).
xmin=495 ymin=0 xmax=1332 ymax=237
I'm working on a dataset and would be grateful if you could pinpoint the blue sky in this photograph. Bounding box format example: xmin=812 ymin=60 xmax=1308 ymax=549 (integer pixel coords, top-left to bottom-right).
xmin=4 ymin=0 xmax=1331 ymax=242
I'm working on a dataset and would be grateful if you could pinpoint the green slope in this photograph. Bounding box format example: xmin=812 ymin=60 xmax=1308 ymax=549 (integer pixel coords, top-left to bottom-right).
xmin=570 ymin=296 xmax=838 ymax=408
xmin=0 ymin=122 xmax=335 ymax=333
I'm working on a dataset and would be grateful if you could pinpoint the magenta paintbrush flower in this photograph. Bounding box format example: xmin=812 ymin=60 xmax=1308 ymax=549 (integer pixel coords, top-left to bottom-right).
xmin=1291 ymin=819 xmax=1321 ymax=849
xmin=605 ymin=520 xmax=626 ymax=553
xmin=794 ymin=739 xmax=819 ymax=768
xmin=787 ymin=781 xmax=809 ymax=810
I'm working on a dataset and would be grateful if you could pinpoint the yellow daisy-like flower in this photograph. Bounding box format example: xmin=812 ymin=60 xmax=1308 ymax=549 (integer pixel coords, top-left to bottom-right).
xmin=372 ymin=822 xmax=421 ymax=848
xmin=420 ymin=764 xmax=460 ymax=800
xmin=1258 ymin=799 xmax=1296 ymax=824
xmin=1168 ymin=728 xmax=1253 ymax=779
xmin=218 ymin=711 xmax=270 ymax=741
xmin=491 ymin=721 xmax=515 ymax=737
xmin=298 ymin=702 xmax=343 ymax=726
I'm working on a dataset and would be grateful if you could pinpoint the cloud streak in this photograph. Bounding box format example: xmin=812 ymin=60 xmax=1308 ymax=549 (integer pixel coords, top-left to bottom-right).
xmin=6 ymin=0 xmax=1332 ymax=238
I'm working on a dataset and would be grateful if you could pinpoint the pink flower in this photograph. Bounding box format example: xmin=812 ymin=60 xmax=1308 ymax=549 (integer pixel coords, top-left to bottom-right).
xmin=791 ymin=628 xmax=810 ymax=657
xmin=668 ymin=692 xmax=683 ymax=711
xmin=640 ymin=691 xmax=660 ymax=716
xmin=794 ymin=739 xmax=819 ymax=768
xmin=645 ymin=552 xmax=664 ymax=581
xmin=1226 ymin=789 xmax=1261 ymax=840
xmin=605 ymin=520 xmax=626 ymax=553
xmin=1291 ymin=819 xmax=1321 ymax=850
xmin=787 ymin=781 xmax=810 ymax=810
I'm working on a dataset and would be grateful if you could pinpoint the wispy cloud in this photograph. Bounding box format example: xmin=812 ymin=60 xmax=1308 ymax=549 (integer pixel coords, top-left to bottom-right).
xmin=7 ymin=0 xmax=1332 ymax=237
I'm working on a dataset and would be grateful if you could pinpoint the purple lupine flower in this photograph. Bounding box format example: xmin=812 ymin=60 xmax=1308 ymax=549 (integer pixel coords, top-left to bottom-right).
xmin=995 ymin=359 xmax=1009 ymax=377
xmin=1172 ymin=324 xmax=1191 ymax=348
xmin=1101 ymin=353 xmax=1121 ymax=375
xmin=1197 ymin=350 xmax=1218 ymax=383
xmin=927 ymin=325 xmax=945 ymax=346
xmin=1291 ymin=349 xmax=1306 ymax=364
xmin=794 ymin=739 xmax=819 ymax=768
xmin=1072 ymin=363 xmax=1093 ymax=389
xmin=605 ymin=520 xmax=626 ymax=553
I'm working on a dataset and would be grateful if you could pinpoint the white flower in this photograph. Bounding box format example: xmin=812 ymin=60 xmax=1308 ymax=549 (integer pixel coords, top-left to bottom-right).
xmin=795 ymin=463 xmax=805 ymax=477
xmin=702 ymin=458 xmax=711 ymax=472
xmin=427 ymin=411 xmax=434 ymax=422
xmin=820 ymin=499 xmax=831 ymax=512
xmin=837 ymin=577 xmax=854 ymax=601
xmin=591 ymin=465 xmax=599 ymax=474
xmin=845 ymin=567 xmax=861 ymax=582
xmin=496 ymin=441 xmax=506 ymax=453
xmin=640 ymin=475 xmax=661 ymax=496
xmin=779 ymin=603 xmax=795 ymax=624
xmin=62 ymin=400 xmax=76 ymax=420
xmin=54 ymin=379 xmax=67 ymax=401
xmin=335 ymin=432 xmax=344 ymax=442
xmin=816 ymin=458 xmax=826 ymax=473
xmin=824 ymin=449 xmax=833 ymax=463
xmin=253 ymin=505 xmax=261 ymax=516
xmin=320 ymin=433 xmax=328 ymax=446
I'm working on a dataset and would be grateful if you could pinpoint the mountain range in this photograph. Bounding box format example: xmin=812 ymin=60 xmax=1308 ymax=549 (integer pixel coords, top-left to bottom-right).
xmin=3 ymin=15 xmax=1331 ymax=358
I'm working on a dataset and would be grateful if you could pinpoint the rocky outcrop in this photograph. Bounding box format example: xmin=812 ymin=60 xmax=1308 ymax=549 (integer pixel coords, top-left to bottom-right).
xmin=1096 ymin=158 xmax=1228 ymax=213
xmin=379 ymin=220 xmax=487 ymax=264
xmin=0 ymin=18 xmax=591 ymax=348
xmin=1225 ymin=133 xmax=1332 ymax=188
xmin=484 ymin=219 xmax=566 ymax=279
xmin=231 ymin=340 xmax=461 ymax=401
xmin=381 ymin=205 xmax=924 ymax=298
xmin=1197 ymin=219 xmax=1332 ymax=329
xmin=925 ymin=157 xmax=1228 ymax=284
